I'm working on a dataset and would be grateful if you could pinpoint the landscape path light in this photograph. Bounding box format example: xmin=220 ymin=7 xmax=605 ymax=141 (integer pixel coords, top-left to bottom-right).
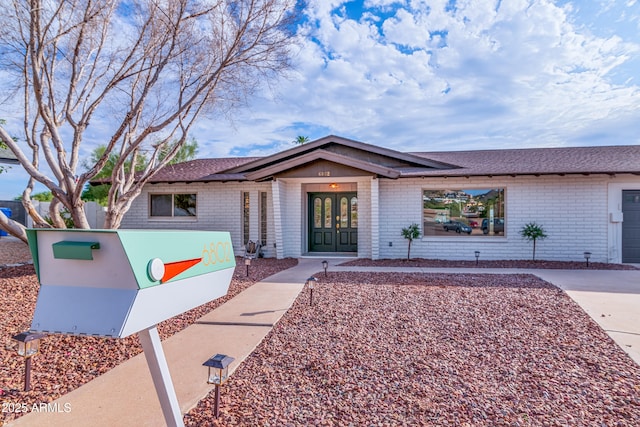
xmin=203 ymin=353 xmax=235 ymax=418
xmin=244 ymin=257 xmax=251 ymax=277
xmin=322 ymin=260 xmax=328 ymax=276
xmin=306 ymin=276 xmax=317 ymax=306
xmin=475 ymin=251 xmax=480 ymax=266
xmin=12 ymin=331 xmax=46 ymax=391
xmin=584 ymin=251 xmax=592 ymax=267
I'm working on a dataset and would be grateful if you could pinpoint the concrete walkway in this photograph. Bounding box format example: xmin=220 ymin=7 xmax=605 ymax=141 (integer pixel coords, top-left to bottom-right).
xmin=8 ymin=259 xmax=640 ymax=426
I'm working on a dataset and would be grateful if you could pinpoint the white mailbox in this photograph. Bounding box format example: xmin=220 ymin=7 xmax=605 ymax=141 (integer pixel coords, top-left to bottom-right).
xmin=27 ymin=229 xmax=236 ymax=338
xmin=26 ymin=229 xmax=237 ymax=427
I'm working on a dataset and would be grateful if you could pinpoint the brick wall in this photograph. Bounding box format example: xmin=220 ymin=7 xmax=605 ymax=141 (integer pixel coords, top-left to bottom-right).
xmin=379 ymin=175 xmax=611 ymax=262
xmin=121 ymin=174 xmax=640 ymax=262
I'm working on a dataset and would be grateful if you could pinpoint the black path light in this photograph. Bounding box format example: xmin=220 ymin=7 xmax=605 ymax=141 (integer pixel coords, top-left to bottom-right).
xmin=474 ymin=251 xmax=480 ymax=266
xmin=12 ymin=331 xmax=46 ymax=391
xmin=584 ymin=251 xmax=592 ymax=267
xmin=203 ymin=353 xmax=235 ymax=418
xmin=306 ymin=276 xmax=317 ymax=306
xmin=244 ymin=257 xmax=251 ymax=277
xmin=322 ymin=260 xmax=328 ymax=277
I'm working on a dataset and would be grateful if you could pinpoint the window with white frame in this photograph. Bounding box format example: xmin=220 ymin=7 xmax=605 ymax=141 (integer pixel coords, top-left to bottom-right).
xmin=259 ymin=191 xmax=267 ymax=245
xmin=150 ymin=193 xmax=197 ymax=217
xmin=422 ymin=188 xmax=505 ymax=236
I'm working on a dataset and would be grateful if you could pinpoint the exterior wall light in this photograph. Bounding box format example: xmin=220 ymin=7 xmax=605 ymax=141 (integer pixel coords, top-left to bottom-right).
xmin=474 ymin=251 xmax=480 ymax=266
xmin=584 ymin=251 xmax=592 ymax=267
xmin=322 ymin=260 xmax=328 ymax=276
xmin=203 ymin=353 xmax=235 ymax=418
xmin=306 ymin=276 xmax=317 ymax=306
xmin=12 ymin=331 xmax=46 ymax=391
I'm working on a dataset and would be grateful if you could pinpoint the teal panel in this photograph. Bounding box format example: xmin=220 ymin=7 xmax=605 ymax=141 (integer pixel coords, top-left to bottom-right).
xmin=26 ymin=229 xmax=41 ymax=281
xmin=116 ymin=230 xmax=236 ymax=289
xmin=52 ymin=241 xmax=101 ymax=260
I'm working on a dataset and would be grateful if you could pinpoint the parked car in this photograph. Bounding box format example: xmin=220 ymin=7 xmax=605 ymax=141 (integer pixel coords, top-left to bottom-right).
xmin=469 ymin=220 xmax=479 ymax=228
xmin=481 ymin=218 xmax=504 ymax=234
xmin=443 ymin=221 xmax=472 ymax=234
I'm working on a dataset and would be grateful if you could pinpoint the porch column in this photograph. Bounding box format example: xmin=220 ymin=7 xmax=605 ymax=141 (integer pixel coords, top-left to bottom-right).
xmin=271 ymin=180 xmax=284 ymax=259
xmin=371 ymin=177 xmax=380 ymax=260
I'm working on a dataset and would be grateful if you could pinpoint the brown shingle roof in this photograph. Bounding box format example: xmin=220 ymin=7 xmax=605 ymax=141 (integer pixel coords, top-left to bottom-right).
xmin=409 ymin=145 xmax=640 ymax=177
xmin=123 ymin=143 xmax=640 ymax=185
xmin=147 ymin=157 xmax=259 ymax=183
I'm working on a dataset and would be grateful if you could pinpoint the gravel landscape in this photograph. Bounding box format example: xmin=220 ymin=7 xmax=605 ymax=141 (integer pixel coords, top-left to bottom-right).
xmin=341 ymin=258 xmax=639 ymax=270
xmin=184 ymin=272 xmax=640 ymax=426
xmin=0 ymin=256 xmax=297 ymax=424
xmin=2 ymin=238 xmax=640 ymax=425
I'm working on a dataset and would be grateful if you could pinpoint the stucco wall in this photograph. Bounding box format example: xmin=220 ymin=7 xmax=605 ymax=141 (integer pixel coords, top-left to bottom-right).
xmin=378 ymin=175 xmax=617 ymax=262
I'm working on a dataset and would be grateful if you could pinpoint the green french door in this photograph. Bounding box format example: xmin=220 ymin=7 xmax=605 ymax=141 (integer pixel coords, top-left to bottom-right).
xmin=309 ymin=193 xmax=358 ymax=252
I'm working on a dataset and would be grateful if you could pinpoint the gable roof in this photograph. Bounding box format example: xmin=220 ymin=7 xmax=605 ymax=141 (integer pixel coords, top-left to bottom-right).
xmin=114 ymin=136 xmax=640 ymax=185
xmin=223 ymin=135 xmax=458 ymax=180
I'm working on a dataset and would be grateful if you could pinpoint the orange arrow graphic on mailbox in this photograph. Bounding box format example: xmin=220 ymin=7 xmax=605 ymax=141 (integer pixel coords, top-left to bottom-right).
xmin=161 ymin=257 xmax=202 ymax=283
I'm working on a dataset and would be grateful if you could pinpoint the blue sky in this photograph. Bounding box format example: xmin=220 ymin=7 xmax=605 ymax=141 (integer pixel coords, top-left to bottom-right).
xmin=2 ymin=0 xmax=640 ymax=199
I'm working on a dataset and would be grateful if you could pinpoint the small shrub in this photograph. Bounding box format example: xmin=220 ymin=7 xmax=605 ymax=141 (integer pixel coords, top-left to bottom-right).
xmin=520 ymin=222 xmax=548 ymax=261
xmin=401 ymin=224 xmax=421 ymax=260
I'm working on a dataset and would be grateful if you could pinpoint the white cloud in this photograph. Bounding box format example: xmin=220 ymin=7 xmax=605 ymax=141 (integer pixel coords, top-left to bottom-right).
xmin=207 ymin=0 xmax=640 ymax=154
xmin=3 ymin=0 xmax=640 ymax=199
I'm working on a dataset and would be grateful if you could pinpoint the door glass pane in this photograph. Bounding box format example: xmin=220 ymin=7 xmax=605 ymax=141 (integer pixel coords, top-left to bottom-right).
xmin=340 ymin=197 xmax=348 ymax=227
xmin=351 ymin=197 xmax=358 ymax=228
xmin=324 ymin=197 xmax=332 ymax=228
xmin=314 ymin=198 xmax=322 ymax=228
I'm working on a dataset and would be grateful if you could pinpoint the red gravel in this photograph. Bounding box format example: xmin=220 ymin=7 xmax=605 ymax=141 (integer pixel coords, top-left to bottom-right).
xmin=184 ymin=272 xmax=640 ymax=426
xmin=0 ymin=257 xmax=297 ymax=424
xmin=341 ymin=258 xmax=639 ymax=270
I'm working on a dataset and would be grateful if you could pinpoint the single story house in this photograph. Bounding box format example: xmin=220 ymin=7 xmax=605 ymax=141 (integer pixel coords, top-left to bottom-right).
xmin=120 ymin=135 xmax=640 ymax=263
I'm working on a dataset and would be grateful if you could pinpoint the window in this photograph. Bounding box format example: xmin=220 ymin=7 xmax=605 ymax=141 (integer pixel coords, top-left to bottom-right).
xmin=260 ymin=191 xmax=267 ymax=245
xmin=150 ymin=193 xmax=196 ymax=217
xmin=243 ymin=192 xmax=250 ymax=243
xmin=422 ymin=189 xmax=505 ymax=237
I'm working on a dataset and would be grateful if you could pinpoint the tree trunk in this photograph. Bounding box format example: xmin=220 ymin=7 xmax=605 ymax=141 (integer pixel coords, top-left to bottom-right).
xmin=532 ymin=239 xmax=537 ymax=261
xmin=407 ymin=239 xmax=412 ymax=260
xmin=0 ymin=212 xmax=28 ymax=243
xmin=70 ymin=202 xmax=91 ymax=229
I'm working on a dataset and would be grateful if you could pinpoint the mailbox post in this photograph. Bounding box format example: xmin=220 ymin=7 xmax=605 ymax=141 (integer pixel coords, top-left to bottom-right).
xmin=26 ymin=229 xmax=236 ymax=427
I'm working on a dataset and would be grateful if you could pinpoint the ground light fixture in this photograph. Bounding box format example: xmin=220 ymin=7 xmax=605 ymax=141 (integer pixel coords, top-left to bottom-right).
xmin=203 ymin=353 xmax=235 ymax=418
xmin=244 ymin=257 xmax=251 ymax=277
xmin=584 ymin=251 xmax=592 ymax=267
xmin=322 ymin=260 xmax=328 ymax=276
xmin=12 ymin=331 xmax=46 ymax=391
xmin=475 ymin=251 xmax=480 ymax=266
xmin=306 ymin=276 xmax=317 ymax=306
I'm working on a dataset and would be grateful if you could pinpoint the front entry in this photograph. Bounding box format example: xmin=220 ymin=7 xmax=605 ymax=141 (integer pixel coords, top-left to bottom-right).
xmin=309 ymin=193 xmax=358 ymax=252
xmin=622 ymin=190 xmax=640 ymax=263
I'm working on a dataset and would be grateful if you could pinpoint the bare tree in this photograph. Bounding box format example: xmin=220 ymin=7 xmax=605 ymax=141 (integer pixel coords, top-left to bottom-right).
xmin=0 ymin=0 xmax=300 ymax=242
